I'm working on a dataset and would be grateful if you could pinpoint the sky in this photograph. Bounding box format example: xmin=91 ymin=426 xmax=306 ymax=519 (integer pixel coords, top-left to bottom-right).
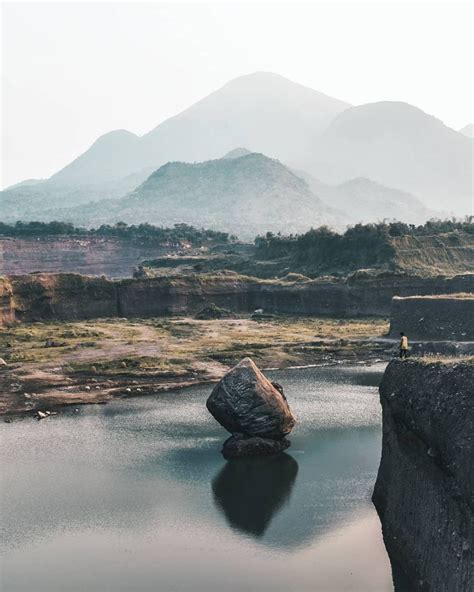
xmin=1 ymin=0 xmax=473 ymax=189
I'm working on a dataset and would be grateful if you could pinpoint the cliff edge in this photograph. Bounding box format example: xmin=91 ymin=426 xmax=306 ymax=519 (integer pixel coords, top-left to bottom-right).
xmin=373 ymin=359 xmax=473 ymax=591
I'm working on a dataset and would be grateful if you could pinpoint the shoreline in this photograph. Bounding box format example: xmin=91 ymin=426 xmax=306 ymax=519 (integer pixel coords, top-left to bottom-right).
xmin=1 ymin=354 xmax=390 ymax=420
xmin=0 ymin=316 xmax=392 ymax=418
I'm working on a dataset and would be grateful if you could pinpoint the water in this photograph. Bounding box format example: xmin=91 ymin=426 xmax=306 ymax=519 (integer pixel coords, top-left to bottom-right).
xmin=1 ymin=364 xmax=393 ymax=592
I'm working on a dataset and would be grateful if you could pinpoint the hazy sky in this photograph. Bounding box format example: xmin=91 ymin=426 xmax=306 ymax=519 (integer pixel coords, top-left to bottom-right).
xmin=1 ymin=0 xmax=473 ymax=188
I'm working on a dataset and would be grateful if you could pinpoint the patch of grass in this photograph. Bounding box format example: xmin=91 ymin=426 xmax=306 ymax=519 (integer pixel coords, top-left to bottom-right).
xmin=68 ymin=355 xmax=189 ymax=377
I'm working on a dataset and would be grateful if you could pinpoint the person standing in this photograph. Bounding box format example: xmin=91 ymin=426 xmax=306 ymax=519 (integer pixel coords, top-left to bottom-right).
xmin=399 ymin=332 xmax=409 ymax=359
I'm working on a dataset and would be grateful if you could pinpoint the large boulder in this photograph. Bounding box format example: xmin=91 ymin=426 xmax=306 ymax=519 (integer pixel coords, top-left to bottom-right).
xmin=206 ymin=357 xmax=296 ymax=440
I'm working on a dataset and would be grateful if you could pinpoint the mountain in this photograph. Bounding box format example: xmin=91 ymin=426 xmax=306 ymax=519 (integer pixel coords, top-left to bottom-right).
xmin=60 ymin=153 xmax=345 ymax=239
xmin=222 ymin=147 xmax=253 ymax=159
xmin=3 ymin=73 xmax=472 ymax=225
xmin=295 ymin=171 xmax=436 ymax=224
xmin=459 ymin=124 xmax=474 ymax=138
xmin=1 ymin=72 xmax=349 ymax=221
xmin=48 ymin=72 xmax=350 ymax=187
xmin=305 ymin=102 xmax=473 ymax=214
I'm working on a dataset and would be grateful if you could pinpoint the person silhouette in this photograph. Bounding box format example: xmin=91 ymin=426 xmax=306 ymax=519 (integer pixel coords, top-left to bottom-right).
xmin=399 ymin=332 xmax=409 ymax=359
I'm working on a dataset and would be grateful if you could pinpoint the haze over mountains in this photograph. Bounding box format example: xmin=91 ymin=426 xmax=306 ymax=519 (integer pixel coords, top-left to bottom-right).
xmin=307 ymin=102 xmax=473 ymax=212
xmin=49 ymin=72 xmax=350 ymax=187
xmin=2 ymin=71 xmax=472 ymax=236
xmin=52 ymin=152 xmax=344 ymax=239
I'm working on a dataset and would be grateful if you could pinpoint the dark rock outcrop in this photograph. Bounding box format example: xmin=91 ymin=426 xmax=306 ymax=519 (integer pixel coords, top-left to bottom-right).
xmin=222 ymin=434 xmax=290 ymax=459
xmin=389 ymin=294 xmax=474 ymax=341
xmin=206 ymin=357 xmax=296 ymax=441
xmin=195 ymin=303 xmax=234 ymax=320
xmin=373 ymin=359 xmax=473 ymax=591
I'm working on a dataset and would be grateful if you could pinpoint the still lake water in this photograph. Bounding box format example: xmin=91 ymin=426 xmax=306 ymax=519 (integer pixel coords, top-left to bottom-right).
xmin=1 ymin=364 xmax=393 ymax=592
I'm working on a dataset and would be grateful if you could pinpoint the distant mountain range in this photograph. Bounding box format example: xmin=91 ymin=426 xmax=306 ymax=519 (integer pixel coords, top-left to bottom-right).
xmin=2 ymin=71 xmax=472 ymax=232
xmin=50 ymin=152 xmax=344 ymax=239
xmin=295 ymin=169 xmax=435 ymax=224
xmin=305 ymin=102 xmax=473 ymax=213
xmin=6 ymin=150 xmax=437 ymax=239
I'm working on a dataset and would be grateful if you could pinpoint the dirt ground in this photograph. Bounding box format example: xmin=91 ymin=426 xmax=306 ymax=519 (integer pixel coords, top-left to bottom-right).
xmin=0 ymin=315 xmax=390 ymax=416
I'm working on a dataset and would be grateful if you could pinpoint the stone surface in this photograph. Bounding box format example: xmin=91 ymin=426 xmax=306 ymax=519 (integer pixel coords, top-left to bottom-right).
xmin=389 ymin=294 xmax=474 ymax=340
xmin=2 ymin=271 xmax=473 ymax=327
xmin=373 ymin=359 xmax=474 ymax=591
xmin=222 ymin=434 xmax=290 ymax=459
xmin=206 ymin=357 xmax=296 ymax=439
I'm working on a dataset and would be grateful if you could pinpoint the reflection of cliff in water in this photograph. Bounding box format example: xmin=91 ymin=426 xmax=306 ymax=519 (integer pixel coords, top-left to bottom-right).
xmin=212 ymin=453 xmax=299 ymax=537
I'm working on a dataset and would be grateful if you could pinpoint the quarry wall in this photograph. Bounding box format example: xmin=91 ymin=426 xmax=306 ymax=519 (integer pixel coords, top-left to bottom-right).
xmin=373 ymin=360 xmax=473 ymax=591
xmin=1 ymin=271 xmax=473 ymax=325
xmin=0 ymin=236 xmax=172 ymax=278
xmin=389 ymin=294 xmax=474 ymax=341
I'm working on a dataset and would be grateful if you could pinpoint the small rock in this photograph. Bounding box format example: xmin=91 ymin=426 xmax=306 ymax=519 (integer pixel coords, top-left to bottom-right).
xmin=0 ymin=357 xmax=7 ymax=367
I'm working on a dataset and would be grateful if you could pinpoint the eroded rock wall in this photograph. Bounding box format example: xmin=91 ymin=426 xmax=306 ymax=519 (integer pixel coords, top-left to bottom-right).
xmin=0 ymin=277 xmax=15 ymax=325
xmin=373 ymin=360 xmax=473 ymax=591
xmin=8 ymin=273 xmax=118 ymax=322
xmin=0 ymin=236 xmax=171 ymax=278
xmin=1 ymin=272 xmax=473 ymax=325
xmin=389 ymin=294 xmax=474 ymax=340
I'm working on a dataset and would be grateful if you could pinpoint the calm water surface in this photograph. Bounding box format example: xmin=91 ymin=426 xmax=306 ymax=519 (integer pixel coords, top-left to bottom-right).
xmin=1 ymin=364 xmax=393 ymax=592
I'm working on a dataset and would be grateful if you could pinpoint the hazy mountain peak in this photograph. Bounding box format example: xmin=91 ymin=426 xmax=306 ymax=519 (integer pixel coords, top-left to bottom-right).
xmin=459 ymin=123 xmax=473 ymax=138
xmin=324 ymin=101 xmax=446 ymax=139
xmin=222 ymin=147 xmax=253 ymax=159
xmin=74 ymin=150 xmax=343 ymax=239
xmin=308 ymin=100 xmax=473 ymax=213
xmin=91 ymin=129 xmax=139 ymax=146
xmin=13 ymin=72 xmax=350 ymax=191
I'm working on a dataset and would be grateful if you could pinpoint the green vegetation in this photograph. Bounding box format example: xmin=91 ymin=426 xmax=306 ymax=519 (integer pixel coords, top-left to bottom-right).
xmin=254 ymin=219 xmax=474 ymax=276
xmin=0 ymin=221 xmax=233 ymax=246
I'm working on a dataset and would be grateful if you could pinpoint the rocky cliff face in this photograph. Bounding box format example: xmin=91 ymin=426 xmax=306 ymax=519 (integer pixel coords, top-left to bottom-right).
xmin=0 ymin=278 xmax=14 ymax=325
xmin=2 ymin=271 xmax=473 ymax=325
xmin=0 ymin=237 xmax=171 ymax=278
xmin=373 ymin=360 xmax=473 ymax=591
xmin=389 ymin=294 xmax=474 ymax=340
xmin=9 ymin=273 xmax=118 ymax=322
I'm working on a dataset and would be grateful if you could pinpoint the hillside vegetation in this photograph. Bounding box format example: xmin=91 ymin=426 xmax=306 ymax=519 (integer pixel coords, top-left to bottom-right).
xmin=60 ymin=153 xmax=343 ymax=238
xmin=254 ymin=220 xmax=474 ymax=277
xmin=0 ymin=221 xmax=233 ymax=246
xmin=141 ymin=220 xmax=474 ymax=279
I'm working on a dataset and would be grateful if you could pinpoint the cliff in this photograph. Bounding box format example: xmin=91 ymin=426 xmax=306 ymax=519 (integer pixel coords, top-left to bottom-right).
xmin=373 ymin=360 xmax=473 ymax=591
xmin=0 ymin=277 xmax=15 ymax=325
xmin=2 ymin=271 xmax=473 ymax=325
xmin=0 ymin=236 xmax=173 ymax=278
xmin=389 ymin=294 xmax=474 ymax=340
xmin=9 ymin=273 xmax=118 ymax=322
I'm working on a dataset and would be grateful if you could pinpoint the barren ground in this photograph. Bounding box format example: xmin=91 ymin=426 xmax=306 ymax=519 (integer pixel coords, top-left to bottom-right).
xmin=0 ymin=315 xmax=390 ymax=416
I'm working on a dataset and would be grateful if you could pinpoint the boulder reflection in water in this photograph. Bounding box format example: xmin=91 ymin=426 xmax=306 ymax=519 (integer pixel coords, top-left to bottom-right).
xmin=211 ymin=453 xmax=299 ymax=537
